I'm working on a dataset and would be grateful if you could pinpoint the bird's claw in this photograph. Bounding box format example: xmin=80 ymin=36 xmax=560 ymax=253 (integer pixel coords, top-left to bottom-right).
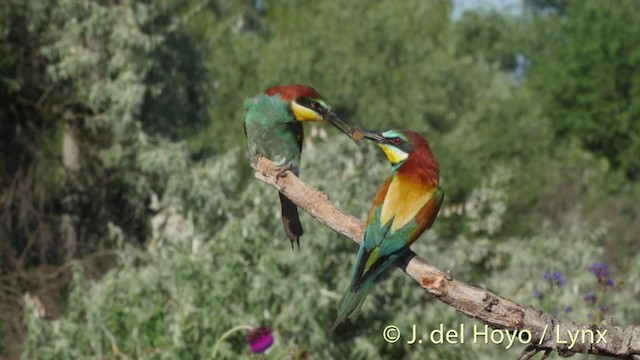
xmin=274 ymin=161 xmax=294 ymax=179
xmin=250 ymin=154 xmax=262 ymax=168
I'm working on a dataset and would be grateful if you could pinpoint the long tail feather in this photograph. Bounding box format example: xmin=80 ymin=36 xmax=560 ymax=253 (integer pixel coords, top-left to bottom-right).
xmin=279 ymin=192 xmax=303 ymax=249
xmin=330 ymin=283 xmax=373 ymax=331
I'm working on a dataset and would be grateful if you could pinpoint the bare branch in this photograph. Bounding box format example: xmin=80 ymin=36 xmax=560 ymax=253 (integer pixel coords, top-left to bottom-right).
xmin=251 ymin=156 xmax=640 ymax=359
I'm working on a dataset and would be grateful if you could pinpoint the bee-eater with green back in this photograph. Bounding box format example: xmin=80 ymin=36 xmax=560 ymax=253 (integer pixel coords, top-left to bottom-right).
xmin=331 ymin=129 xmax=443 ymax=330
xmin=244 ymin=84 xmax=359 ymax=249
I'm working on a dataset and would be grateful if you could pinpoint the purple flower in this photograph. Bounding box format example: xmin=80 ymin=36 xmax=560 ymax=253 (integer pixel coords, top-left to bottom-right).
xmin=589 ymin=262 xmax=610 ymax=278
xmin=246 ymin=326 xmax=274 ymax=354
xmin=533 ymin=290 xmax=543 ymax=299
xmin=544 ymin=271 xmax=566 ymax=286
xmin=599 ymin=305 xmax=610 ymax=315
xmin=583 ymin=293 xmax=596 ymax=304
xmin=552 ymin=272 xmax=566 ymax=286
xmin=564 ymin=306 xmax=571 ymax=314
xmin=589 ymin=262 xmax=616 ymax=287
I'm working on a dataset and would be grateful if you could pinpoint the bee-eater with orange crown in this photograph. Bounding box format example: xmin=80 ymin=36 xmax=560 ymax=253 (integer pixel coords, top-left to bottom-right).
xmin=244 ymin=84 xmax=360 ymax=249
xmin=331 ymin=129 xmax=443 ymax=330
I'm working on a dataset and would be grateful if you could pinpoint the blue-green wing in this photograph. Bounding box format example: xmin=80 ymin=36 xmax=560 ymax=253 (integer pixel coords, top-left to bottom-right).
xmin=349 ymin=186 xmax=443 ymax=292
xmin=349 ymin=206 xmax=417 ymax=291
xmin=243 ymin=93 xmax=302 ymax=166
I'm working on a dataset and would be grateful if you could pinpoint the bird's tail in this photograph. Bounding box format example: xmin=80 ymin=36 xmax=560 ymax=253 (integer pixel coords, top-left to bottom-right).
xmin=279 ymin=192 xmax=304 ymax=249
xmin=330 ymin=283 xmax=373 ymax=331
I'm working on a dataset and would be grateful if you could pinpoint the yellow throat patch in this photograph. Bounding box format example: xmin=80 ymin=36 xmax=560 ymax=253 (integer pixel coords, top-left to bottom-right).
xmin=291 ymin=101 xmax=323 ymax=122
xmin=379 ymin=144 xmax=408 ymax=165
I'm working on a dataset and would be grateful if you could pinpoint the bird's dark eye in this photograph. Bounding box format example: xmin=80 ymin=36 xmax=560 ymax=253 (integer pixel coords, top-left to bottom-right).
xmin=311 ymin=101 xmax=323 ymax=112
xmin=392 ymin=137 xmax=402 ymax=145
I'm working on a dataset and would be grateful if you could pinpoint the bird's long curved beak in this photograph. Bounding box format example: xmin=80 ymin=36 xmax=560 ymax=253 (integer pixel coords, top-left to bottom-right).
xmin=358 ymin=129 xmax=387 ymax=144
xmin=322 ymin=111 xmax=363 ymax=141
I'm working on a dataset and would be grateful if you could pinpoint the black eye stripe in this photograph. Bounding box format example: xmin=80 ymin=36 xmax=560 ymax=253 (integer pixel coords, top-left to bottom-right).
xmin=298 ymin=98 xmax=326 ymax=114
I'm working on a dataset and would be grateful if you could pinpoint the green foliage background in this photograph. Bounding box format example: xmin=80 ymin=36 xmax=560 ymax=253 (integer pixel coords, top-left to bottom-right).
xmin=2 ymin=0 xmax=640 ymax=359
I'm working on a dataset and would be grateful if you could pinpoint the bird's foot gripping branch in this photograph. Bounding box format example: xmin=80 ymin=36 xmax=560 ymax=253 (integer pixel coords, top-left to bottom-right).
xmin=250 ymin=156 xmax=640 ymax=359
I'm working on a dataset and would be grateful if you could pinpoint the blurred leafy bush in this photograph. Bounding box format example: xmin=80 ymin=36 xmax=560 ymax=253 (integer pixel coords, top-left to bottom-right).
xmin=4 ymin=0 xmax=640 ymax=358
xmin=22 ymin=134 xmax=640 ymax=359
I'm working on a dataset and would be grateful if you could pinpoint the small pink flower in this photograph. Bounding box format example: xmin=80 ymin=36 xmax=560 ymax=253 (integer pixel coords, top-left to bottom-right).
xmin=246 ymin=326 xmax=274 ymax=354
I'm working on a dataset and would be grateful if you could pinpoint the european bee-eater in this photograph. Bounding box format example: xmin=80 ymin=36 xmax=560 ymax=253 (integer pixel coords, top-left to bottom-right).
xmin=331 ymin=129 xmax=443 ymax=330
xmin=244 ymin=84 xmax=359 ymax=249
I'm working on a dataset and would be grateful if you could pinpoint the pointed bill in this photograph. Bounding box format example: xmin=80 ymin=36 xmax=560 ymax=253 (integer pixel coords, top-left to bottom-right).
xmin=358 ymin=129 xmax=388 ymax=144
xmin=322 ymin=111 xmax=364 ymax=142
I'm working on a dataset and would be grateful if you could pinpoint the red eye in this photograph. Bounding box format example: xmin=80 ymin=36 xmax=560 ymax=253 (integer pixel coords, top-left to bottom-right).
xmin=392 ymin=137 xmax=402 ymax=144
xmin=312 ymin=102 xmax=323 ymax=111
